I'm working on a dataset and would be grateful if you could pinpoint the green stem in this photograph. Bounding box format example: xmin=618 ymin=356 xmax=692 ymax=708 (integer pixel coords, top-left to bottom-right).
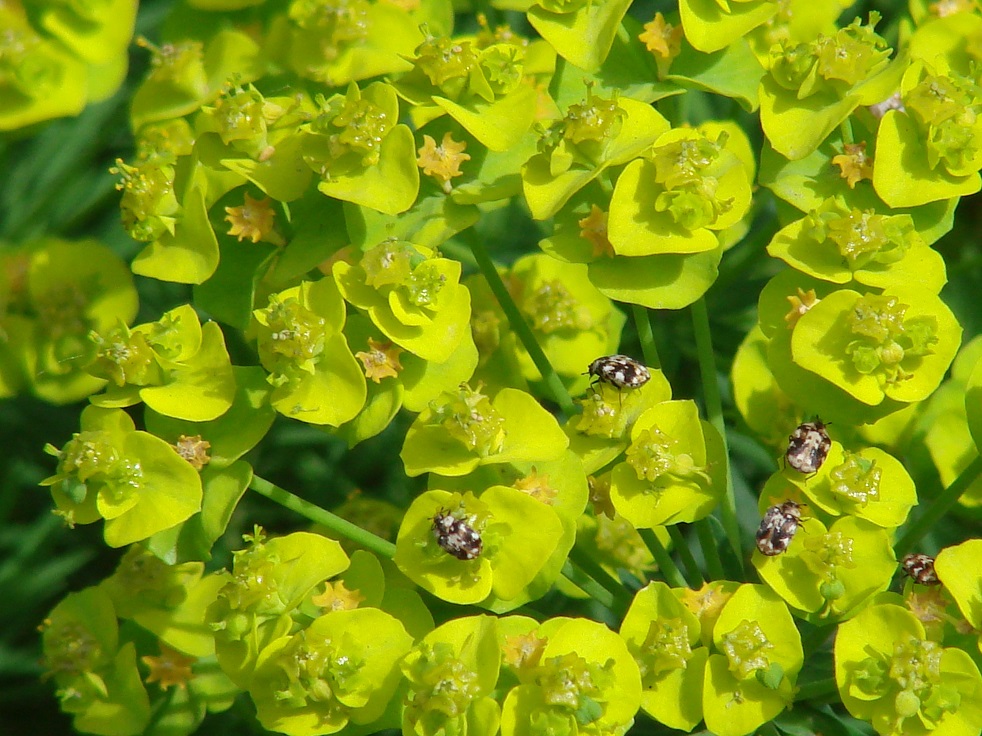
xmin=800 ymin=624 xmax=832 ymax=657
xmin=58 ymin=176 xmax=125 ymax=235
xmin=249 ymin=475 xmax=397 ymax=559
xmin=712 ymin=213 xmax=772 ymax=293
xmin=472 ymin=0 xmax=500 ymax=26
xmin=657 ymin=92 xmax=687 ymax=128
xmin=567 ymin=545 xmax=632 ymax=609
xmin=561 ymin=561 xmax=616 ymax=612
xmin=632 ymin=304 xmax=661 ymax=369
xmin=596 ymin=170 xmax=615 ymax=195
xmin=795 ymin=677 xmax=839 ymax=702
xmin=667 ymin=525 xmax=704 ymax=588
xmin=143 ymin=681 xmax=176 ymax=734
xmin=548 ymin=56 xmax=566 ymax=100
xmin=2 ymin=91 xmax=130 ymax=240
xmin=436 ymin=239 xmax=478 ymax=270
xmin=468 ymin=238 xmax=576 ymax=417
xmin=638 ymin=528 xmax=687 ymax=588
xmin=839 ymin=118 xmax=855 ymax=145
xmin=691 ymin=298 xmax=744 ymax=576
xmin=617 ymin=19 xmax=658 ymax=74
xmin=895 ymin=454 xmax=982 ymax=555
xmin=695 ymin=518 xmax=725 ymax=580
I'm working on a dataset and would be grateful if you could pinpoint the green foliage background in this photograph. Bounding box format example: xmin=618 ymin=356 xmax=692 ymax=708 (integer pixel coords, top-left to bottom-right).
xmin=6 ymin=0 xmax=982 ymax=734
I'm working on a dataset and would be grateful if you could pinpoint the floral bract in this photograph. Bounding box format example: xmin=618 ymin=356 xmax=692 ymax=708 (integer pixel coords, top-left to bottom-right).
xmin=753 ymin=512 xmax=896 ymax=621
xmin=679 ymin=0 xmax=777 ymax=54
xmin=394 ymin=27 xmax=540 ymax=152
xmin=781 ymin=444 xmax=918 ymax=527
xmin=835 ymin=603 xmax=982 ymax=736
xmin=394 ymin=489 xmax=564 ymax=606
xmin=0 ymin=0 xmax=135 ymax=130
xmin=499 ymin=616 xmax=642 ymax=736
xmin=21 ymin=3 xmax=982 ymax=736
xmin=250 ymin=607 xmax=413 ymax=735
xmin=703 ymin=584 xmax=803 ymax=736
xmin=88 ymin=304 xmax=237 ymax=422
xmin=934 ymin=540 xmax=982 ymax=633
xmin=467 ymin=252 xmax=624 ymax=393
xmin=609 ymin=127 xmax=753 ymax=257
xmin=3 ymin=238 xmax=140 ymax=404
xmin=427 ymin=451 xmax=589 ymax=612
xmin=334 ymin=240 xmax=471 ymax=363
xmin=303 ymin=82 xmax=420 ymax=214
xmin=528 ymin=0 xmax=631 ymax=72
xmin=339 ymin=312 xmax=479 ymax=445
xmin=144 ymin=365 xmax=276 ymax=470
xmin=401 ymin=615 xmax=501 ymax=736
xmin=523 ymin=90 xmax=670 ymax=220
xmin=41 ymin=587 xmax=151 ymax=736
xmin=99 ymin=546 xmax=226 ymax=658
xmin=873 ymin=59 xmax=982 ymax=208
xmin=42 ymin=406 xmax=203 ymax=547
xmin=790 ymin=286 xmax=961 ymax=407
xmin=568 ymin=364 xmax=673 ymax=474
xmin=575 ymin=502 xmax=661 ymax=585
xmin=620 ymin=581 xmax=706 ymax=731
xmin=401 ymin=383 xmax=568 ymax=477
xmin=608 ymin=400 xmax=724 ymax=528
xmin=206 ymin=530 xmax=350 ymax=688
xmin=268 ymin=0 xmax=431 ymax=86
xmin=759 ymin=14 xmax=898 ymax=161
xmin=766 ymin=199 xmax=947 ymax=292
xmin=253 ymin=279 xmax=366 ymax=427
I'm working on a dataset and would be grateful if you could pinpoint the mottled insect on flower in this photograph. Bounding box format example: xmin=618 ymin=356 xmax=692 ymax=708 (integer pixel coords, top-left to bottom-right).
xmin=901 ymin=553 xmax=940 ymax=586
xmin=755 ymin=501 xmax=804 ymax=556
xmin=586 ymin=354 xmax=651 ymax=390
xmin=431 ymin=509 xmax=483 ymax=560
xmin=785 ymin=419 xmax=831 ymax=474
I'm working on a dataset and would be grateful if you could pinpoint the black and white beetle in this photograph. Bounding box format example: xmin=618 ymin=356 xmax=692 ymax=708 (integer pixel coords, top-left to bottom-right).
xmin=432 ymin=509 xmax=483 ymax=560
xmin=755 ymin=501 xmax=804 ymax=556
xmin=900 ymin=553 xmax=940 ymax=586
xmin=785 ymin=419 xmax=831 ymax=474
xmin=586 ymin=355 xmax=651 ymax=391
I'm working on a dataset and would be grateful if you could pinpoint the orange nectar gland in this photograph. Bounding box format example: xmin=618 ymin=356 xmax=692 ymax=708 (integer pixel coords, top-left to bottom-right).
xmin=639 ymin=12 xmax=683 ymax=66
xmin=578 ymin=205 xmax=614 ymax=258
xmin=756 ymin=501 xmax=804 ymax=556
xmin=172 ymin=435 xmax=211 ymax=470
xmin=831 ymin=142 xmax=874 ymax=188
xmin=355 ymin=338 xmax=404 ymax=383
xmin=417 ymin=132 xmax=470 ymax=194
xmin=785 ymin=419 xmax=831 ymax=474
xmin=785 ymin=287 xmax=820 ymax=328
xmin=225 ymin=193 xmax=284 ymax=246
xmin=141 ymin=646 xmax=197 ymax=690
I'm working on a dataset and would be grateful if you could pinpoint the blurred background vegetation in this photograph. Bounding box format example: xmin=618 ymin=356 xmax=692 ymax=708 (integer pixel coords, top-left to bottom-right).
xmin=4 ymin=0 xmax=982 ymax=734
